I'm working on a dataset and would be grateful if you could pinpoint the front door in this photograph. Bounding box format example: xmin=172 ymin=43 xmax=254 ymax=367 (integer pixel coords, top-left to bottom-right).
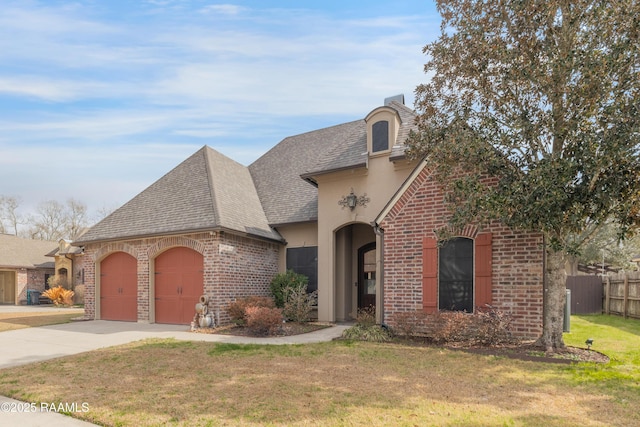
xmin=358 ymin=243 xmax=376 ymax=310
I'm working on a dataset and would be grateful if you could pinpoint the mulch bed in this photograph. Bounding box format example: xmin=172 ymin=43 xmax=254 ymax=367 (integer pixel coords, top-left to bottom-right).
xmin=456 ymin=343 xmax=610 ymax=364
xmin=191 ymin=322 xmax=331 ymax=337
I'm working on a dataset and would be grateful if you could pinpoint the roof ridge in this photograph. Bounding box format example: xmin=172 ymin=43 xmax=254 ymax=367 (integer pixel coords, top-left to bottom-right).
xmin=202 ymin=146 xmax=221 ymax=227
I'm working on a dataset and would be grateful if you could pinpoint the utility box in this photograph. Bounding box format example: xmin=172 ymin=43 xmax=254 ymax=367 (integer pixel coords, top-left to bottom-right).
xmin=563 ymin=289 xmax=571 ymax=333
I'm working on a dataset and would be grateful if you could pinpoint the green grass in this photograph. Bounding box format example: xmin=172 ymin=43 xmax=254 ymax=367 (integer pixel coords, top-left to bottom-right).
xmin=0 ymin=315 xmax=637 ymax=426
xmin=562 ymin=315 xmax=640 ymax=402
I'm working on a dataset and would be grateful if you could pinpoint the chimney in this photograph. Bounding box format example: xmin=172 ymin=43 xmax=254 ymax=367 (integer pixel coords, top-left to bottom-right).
xmin=384 ymin=94 xmax=404 ymax=106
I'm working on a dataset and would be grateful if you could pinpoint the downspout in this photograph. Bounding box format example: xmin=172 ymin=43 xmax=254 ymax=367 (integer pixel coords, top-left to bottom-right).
xmin=372 ymin=222 xmax=385 ymax=326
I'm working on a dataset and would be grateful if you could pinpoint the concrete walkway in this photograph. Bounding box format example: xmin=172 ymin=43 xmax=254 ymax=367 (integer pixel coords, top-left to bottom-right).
xmin=0 ymin=306 xmax=349 ymax=426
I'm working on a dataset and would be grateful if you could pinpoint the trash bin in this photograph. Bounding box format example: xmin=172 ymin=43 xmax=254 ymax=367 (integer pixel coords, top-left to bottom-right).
xmin=30 ymin=290 xmax=41 ymax=305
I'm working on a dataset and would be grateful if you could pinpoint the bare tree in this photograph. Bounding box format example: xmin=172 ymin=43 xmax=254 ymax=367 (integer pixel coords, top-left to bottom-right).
xmin=65 ymin=198 xmax=88 ymax=240
xmin=0 ymin=195 xmax=23 ymax=235
xmin=28 ymin=199 xmax=90 ymax=241
xmin=28 ymin=200 xmax=67 ymax=241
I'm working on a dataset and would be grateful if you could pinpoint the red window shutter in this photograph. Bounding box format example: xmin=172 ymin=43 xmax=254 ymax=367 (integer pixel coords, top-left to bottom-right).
xmin=422 ymin=236 xmax=438 ymax=313
xmin=475 ymin=233 xmax=493 ymax=309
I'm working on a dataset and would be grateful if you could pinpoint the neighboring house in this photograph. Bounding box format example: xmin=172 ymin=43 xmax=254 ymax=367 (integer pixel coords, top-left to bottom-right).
xmin=73 ymin=95 xmax=544 ymax=338
xmin=46 ymin=239 xmax=86 ymax=304
xmin=0 ymin=234 xmax=56 ymax=305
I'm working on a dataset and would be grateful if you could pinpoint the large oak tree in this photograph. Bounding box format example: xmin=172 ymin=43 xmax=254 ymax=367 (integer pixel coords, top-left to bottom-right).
xmin=408 ymin=0 xmax=639 ymax=350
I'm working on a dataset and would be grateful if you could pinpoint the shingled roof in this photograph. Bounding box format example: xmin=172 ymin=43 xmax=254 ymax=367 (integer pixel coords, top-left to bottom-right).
xmin=75 ymin=146 xmax=282 ymax=244
xmin=249 ymin=120 xmax=363 ymax=226
xmin=250 ymin=100 xmax=417 ymax=225
xmin=0 ymin=234 xmax=56 ymax=269
xmin=75 ymin=98 xmax=417 ymax=245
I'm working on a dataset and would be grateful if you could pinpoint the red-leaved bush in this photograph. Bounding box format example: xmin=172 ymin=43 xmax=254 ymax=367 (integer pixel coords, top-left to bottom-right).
xmin=245 ymin=306 xmax=283 ymax=336
xmin=227 ymin=296 xmax=275 ymax=325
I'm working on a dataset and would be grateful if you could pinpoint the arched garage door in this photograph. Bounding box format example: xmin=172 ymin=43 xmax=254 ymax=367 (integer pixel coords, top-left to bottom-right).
xmin=100 ymin=252 xmax=137 ymax=321
xmin=155 ymin=247 xmax=203 ymax=324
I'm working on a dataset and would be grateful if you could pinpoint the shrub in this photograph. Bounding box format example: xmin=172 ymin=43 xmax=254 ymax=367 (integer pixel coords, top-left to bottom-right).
xmin=342 ymin=323 xmax=391 ymax=342
xmin=341 ymin=306 xmax=391 ymax=342
xmin=392 ymin=307 xmax=516 ymax=346
xmin=392 ymin=310 xmax=431 ymax=338
xmin=227 ymin=296 xmax=275 ymax=325
xmin=282 ymin=286 xmax=317 ymax=323
xmin=245 ymin=306 xmax=283 ymax=336
xmin=429 ymin=310 xmax=474 ymax=344
xmin=42 ymin=286 xmax=75 ymax=306
xmin=270 ymin=270 xmax=308 ymax=308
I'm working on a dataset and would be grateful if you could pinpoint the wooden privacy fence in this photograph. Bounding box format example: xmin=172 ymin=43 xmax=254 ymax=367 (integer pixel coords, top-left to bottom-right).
xmin=566 ymin=275 xmax=603 ymax=314
xmin=603 ymin=272 xmax=640 ymax=319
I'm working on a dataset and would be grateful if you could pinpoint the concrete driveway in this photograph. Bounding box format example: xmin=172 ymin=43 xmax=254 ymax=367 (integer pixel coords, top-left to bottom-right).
xmin=0 ymin=306 xmax=347 ymax=426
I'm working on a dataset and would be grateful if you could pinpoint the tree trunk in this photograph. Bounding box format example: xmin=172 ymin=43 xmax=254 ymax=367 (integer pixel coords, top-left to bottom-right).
xmin=537 ymin=245 xmax=567 ymax=351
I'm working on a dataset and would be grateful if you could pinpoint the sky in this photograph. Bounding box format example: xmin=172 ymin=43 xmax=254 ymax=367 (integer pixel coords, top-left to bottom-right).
xmin=0 ymin=0 xmax=441 ymax=222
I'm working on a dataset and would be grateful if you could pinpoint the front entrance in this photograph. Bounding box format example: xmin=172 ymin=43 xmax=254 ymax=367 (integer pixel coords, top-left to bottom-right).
xmin=154 ymin=247 xmax=203 ymax=325
xmin=333 ymin=223 xmax=377 ymax=321
xmin=358 ymin=242 xmax=376 ymax=310
xmin=0 ymin=271 xmax=16 ymax=304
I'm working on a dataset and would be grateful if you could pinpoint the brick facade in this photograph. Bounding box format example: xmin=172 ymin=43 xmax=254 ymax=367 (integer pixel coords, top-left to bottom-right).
xmin=81 ymin=231 xmax=280 ymax=325
xmin=15 ymin=268 xmax=54 ymax=304
xmin=380 ymin=167 xmax=544 ymax=339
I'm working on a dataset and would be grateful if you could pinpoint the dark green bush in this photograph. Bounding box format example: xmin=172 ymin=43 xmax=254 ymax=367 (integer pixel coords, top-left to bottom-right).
xmin=269 ymin=270 xmax=308 ymax=308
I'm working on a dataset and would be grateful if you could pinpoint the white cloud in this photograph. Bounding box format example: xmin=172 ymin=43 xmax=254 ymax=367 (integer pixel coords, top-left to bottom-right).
xmin=200 ymin=4 xmax=246 ymax=16
xmin=0 ymin=0 xmax=440 ymax=218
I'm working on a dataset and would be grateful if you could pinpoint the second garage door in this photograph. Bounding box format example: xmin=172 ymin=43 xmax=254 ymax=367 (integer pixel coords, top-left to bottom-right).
xmin=155 ymin=247 xmax=204 ymax=324
xmin=100 ymin=252 xmax=137 ymax=321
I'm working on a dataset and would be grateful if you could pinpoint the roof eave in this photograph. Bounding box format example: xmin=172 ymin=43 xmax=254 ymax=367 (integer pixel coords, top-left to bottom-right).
xmin=300 ymin=162 xmax=367 ymax=181
xmin=73 ymin=225 xmax=285 ymax=247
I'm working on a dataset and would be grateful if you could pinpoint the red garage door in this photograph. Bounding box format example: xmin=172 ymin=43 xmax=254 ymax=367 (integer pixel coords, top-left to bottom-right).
xmin=155 ymin=247 xmax=204 ymax=324
xmin=100 ymin=252 xmax=137 ymax=321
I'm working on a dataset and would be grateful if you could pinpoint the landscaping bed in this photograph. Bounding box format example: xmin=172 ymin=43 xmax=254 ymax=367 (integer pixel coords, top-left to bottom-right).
xmin=193 ymin=321 xmax=331 ymax=337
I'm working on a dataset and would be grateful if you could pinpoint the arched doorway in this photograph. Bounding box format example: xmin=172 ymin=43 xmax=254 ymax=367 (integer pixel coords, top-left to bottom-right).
xmin=100 ymin=252 xmax=137 ymax=321
xmin=334 ymin=223 xmax=376 ymax=321
xmin=154 ymin=247 xmax=203 ymax=324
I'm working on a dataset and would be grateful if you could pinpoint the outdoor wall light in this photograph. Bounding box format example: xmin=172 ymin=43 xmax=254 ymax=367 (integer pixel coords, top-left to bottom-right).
xmin=338 ymin=188 xmax=370 ymax=211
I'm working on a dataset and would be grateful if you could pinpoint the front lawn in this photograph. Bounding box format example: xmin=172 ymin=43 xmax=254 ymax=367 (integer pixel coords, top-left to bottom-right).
xmin=0 ymin=315 xmax=638 ymax=426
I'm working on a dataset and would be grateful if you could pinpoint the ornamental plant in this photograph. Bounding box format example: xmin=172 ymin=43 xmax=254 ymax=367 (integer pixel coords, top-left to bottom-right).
xmin=245 ymin=306 xmax=283 ymax=336
xmin=42 ymin=286 xmax=75 ymax=306
xmin=227 ymin=296 xmax=275 ymax=325
xmin=269 ymin=270 xmax=308 ymax=308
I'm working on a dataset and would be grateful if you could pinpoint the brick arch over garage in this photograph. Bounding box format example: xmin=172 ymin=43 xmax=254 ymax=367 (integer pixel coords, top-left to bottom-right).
xmin=92 ymin=243 xmax=138 ymax=263
xmin=147 ymin=236 xmax=205 ymax=259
